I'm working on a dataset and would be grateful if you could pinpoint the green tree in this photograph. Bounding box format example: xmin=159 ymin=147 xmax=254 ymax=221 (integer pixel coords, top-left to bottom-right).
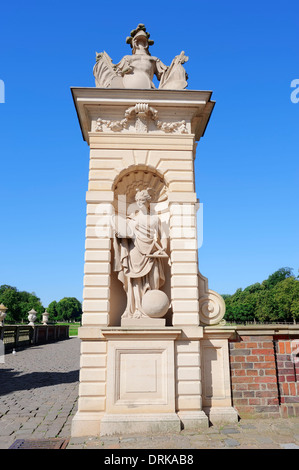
xmin=0 ymin=285 xmax=44 ymax=323
xmin=223 ymin=268 xmax=299 ymax=324
xmin=255 ymin=289 xmax=277 ymax=322
xmin=47 ymin=300 xmax=58 ymax=323
xmin=0 ymin=286 xmax=21 ymax=323
xmin=243 ymin=282 xmax=262 ymax=295
xmin=55 ymin=297 xmax=82 ymax=322
xmin=272 ymin=277 xmax=299 ymax=323
xmin=262 ymin=267 xmax=293 ymax=289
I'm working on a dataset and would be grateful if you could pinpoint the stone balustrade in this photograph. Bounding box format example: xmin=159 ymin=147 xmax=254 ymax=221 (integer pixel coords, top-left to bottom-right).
xmin=0 ymin=324 xmax=69 ymax=351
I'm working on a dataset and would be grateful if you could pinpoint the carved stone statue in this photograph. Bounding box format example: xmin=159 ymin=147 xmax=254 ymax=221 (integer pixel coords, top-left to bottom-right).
xmin=113 ymin=188 xmax=169 ymax=319
xmin=93 ymin=24 xmax=188 ymax=90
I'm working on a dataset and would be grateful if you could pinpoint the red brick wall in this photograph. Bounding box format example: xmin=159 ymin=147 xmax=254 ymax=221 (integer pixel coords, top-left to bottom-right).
xmin=229 ymin=335 xmax=280 ymax=417
xmin=229 ymin=334 xmax=299 ymax=417
xmin=275 ymin=337 xmax=299 ymax=417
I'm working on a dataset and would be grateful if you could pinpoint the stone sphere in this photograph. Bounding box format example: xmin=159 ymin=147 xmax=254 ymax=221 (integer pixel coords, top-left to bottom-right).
xmin=142 ymin=290 xmax=170 ymax=318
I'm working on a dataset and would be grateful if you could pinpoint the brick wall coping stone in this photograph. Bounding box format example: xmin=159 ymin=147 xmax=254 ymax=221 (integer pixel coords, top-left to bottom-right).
xmin=204 ymin=325 xmax=299 ymax=337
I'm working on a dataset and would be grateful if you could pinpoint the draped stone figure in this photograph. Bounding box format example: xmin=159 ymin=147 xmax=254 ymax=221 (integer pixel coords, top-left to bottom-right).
xmin=93 ymin=23 xmax=188 ymax=90
xmin=113 ymin=188 xmax=168 ymax=319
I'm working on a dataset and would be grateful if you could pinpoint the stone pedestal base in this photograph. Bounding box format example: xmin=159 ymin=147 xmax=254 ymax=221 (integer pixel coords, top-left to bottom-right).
xmin=71 ymin=412 xmax=103 ymax=437
xmin=100 ymin=413 xmax=181 ymax=436
xmin=71 ymin=325 xmax=238 ymax=438
xmin=178 ymin=411 xmax=209 ymax=430
xmin=204 ymin=406 xmax=239 ymax=425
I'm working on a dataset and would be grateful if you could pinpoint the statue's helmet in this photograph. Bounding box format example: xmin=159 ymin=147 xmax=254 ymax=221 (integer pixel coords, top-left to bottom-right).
xmin=126 ymin=24 xmax=154 ymax=52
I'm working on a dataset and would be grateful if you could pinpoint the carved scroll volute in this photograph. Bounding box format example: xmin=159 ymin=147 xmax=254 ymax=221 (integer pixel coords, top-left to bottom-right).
xmin=198 ymin=272 xmax=226 ymax=325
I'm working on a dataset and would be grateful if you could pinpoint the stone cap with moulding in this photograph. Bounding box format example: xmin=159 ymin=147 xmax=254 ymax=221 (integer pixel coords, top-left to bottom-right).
xmin=100 ymin=327 xmax=182 ymax=341
xmin=203 ymin=323 xmax=299 ymax=339
xmin=78 ymin=325 xmax=204 ymax=341
xmin=71 ymin=87 xmax=215 ymax=144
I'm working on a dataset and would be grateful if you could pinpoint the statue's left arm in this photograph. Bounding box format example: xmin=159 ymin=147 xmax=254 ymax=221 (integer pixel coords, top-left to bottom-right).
xmin=154 ymin=58 xmax=168 ymax=82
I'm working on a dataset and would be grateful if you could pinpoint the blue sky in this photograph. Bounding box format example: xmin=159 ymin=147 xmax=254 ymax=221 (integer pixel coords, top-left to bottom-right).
xmin=0 ymin=0 xmax=298 ymax=308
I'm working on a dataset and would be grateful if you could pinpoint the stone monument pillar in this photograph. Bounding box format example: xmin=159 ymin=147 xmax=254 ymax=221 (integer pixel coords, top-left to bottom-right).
xmin=71 ymin=24 xmax=237 ymax=437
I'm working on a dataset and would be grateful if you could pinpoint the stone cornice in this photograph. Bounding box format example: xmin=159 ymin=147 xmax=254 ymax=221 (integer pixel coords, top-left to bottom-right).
xmin=71 ymin=87 xmax=215 ymax=144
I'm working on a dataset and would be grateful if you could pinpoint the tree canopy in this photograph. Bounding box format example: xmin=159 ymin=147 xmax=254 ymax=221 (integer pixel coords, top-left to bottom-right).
xmin=223 ymin=267 xmax=299 ymax=323
xmin=0 ymin=285 xmax=82 ymax=324
xmin=48 ymin=297 xmax=82 ymax=322
xmin=0 ymin=285 xmax=44 ymax=323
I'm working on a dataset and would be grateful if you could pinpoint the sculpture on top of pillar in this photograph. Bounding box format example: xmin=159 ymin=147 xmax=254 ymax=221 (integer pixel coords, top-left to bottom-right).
xmin=93 ymin=23 xmax=189 ymax=90
xmin=113 ymin=188 xmax=170 ymax=320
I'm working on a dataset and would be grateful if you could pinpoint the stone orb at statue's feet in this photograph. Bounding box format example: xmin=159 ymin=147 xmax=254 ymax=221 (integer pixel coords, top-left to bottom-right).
xmin=142 ymin=290 xmax=169 ymax=318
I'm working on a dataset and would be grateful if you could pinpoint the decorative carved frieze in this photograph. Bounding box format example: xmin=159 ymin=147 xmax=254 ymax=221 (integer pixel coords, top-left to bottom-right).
xmin=95 ymin=102 xmax=188 ymax=134
xmin=156 ymin=120 xmax=188 ymax=134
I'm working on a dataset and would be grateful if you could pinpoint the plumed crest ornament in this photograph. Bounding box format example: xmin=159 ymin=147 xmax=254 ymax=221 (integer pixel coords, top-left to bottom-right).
xmin=126 ymin=23 xmax=154 ymax=48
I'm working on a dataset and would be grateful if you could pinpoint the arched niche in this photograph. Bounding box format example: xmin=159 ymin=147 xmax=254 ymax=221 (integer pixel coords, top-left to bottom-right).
xmin=113 ymin=164 xmax=168 ymax=204
xmin=109 ymin=165 xmax=173 ymax=326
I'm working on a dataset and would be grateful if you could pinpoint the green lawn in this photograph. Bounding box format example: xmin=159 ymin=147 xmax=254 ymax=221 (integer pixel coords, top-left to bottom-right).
xmin=57 ymin=322 xmax=80 ymax=336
